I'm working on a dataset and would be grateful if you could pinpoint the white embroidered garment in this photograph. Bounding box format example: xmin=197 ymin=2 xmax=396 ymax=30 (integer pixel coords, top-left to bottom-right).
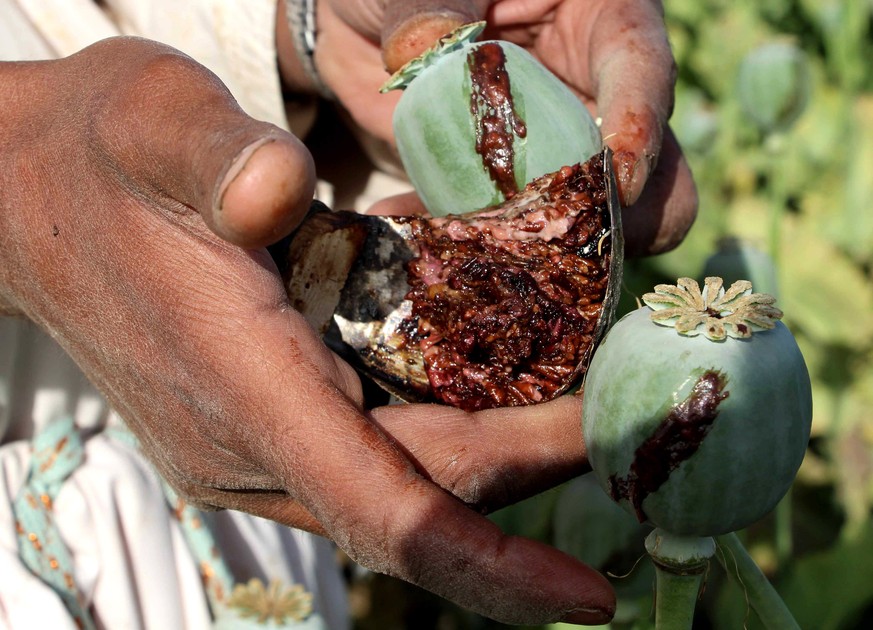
xmin=0 ymin=1 xmax=349 ymax=628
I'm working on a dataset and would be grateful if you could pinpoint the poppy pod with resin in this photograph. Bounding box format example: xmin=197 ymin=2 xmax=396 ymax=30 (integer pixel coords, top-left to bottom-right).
xmin=382 ymin=22 xmax=602 ymax=217
xmin=582 ymin=278 xmax=813 ymax=536
xmin=342 ymin=24 xmax=621 ymax=411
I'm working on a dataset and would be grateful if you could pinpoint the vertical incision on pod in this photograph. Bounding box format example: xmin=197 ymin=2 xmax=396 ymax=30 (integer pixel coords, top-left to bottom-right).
xmin=608 ymin=370 xmax=730 ymax=522
xmin=468 ymin=43 xmax=527 ymax=198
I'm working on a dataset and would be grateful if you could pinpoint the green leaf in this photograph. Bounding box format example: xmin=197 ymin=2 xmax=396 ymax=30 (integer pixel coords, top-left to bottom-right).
xmin=778 ymin=211 xmax=873 ymax=346
xmin=778 ymin=520 xmax=873 ymax=629
xmin=830 ymin=96 xmax=873 ymax=264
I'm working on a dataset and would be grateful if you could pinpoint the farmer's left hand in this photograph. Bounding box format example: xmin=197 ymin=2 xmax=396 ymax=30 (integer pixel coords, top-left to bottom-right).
xmin=279 ymin=0 xmax=697 ymax=256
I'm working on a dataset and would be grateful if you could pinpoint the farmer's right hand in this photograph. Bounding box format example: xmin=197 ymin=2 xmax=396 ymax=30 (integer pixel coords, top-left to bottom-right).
xmin=0 ymin=36 xmax=614 ymax=625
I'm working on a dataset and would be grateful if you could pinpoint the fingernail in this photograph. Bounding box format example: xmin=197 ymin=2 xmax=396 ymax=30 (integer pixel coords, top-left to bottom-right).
xmin=215 ymin=137 xmax=275 ymax=215
xmin=611 ymin=150 xmax=643 ymax=207
xmin=560 ymin=605 xmax=615 ymax=626
xmin=629 ymin=154 xmax=652 ymax=205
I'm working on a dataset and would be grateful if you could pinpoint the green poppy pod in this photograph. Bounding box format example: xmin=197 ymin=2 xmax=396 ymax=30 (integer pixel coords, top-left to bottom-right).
xmin=582 ymin=278 xmax=812 ymax=536
xmin=383 ymin=22 xmax=602 ymax=216
xmin=737 ymin=41 xmax=811 ymax=135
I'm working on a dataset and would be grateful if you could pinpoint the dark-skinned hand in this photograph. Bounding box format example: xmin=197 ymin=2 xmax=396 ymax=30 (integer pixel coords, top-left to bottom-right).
xmin=0 ymin=0 xmax=697 ymax=624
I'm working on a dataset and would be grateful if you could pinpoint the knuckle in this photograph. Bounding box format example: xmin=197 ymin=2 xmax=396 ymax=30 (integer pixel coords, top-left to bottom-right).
xmin=427 ymin=445 xmax=513 ymax=510
xmin=126 ymin=44 xmax=225 ymax=101
xmin=150 ymin=440 xmax=258 ymax=500
xmin=83 ymin=37 xmax=231 ymax=151
xmin=331 ymin=478 xmax=428 ymax=579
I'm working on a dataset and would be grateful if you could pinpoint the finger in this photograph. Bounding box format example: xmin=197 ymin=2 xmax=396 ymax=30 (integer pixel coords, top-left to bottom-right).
xmin=371 ymin=482 xmax=615 ymax=625
xmin=110 ymin=213 xmax=612 ymax=624
xmin=365 ymin=190 xmax=429 ymax=216
xmin=87 ymin=38 xmax=316 ymax=248
xmin=216 ymin=137 xmax=316 ymax=248
xmin=233 ymin=341 xmax=614 ymax=623
xmin=268 ymin=407 xmax=614 ymax=624
xmin=381 ymin=0 xmax=487 ymax=73
xmin=621 ymin=128 xmax=698 ymax=256
xmin=588 ymin=0 xmax=676 ymax=205
xmin=370 ymin=395 xmax=588 ymax=511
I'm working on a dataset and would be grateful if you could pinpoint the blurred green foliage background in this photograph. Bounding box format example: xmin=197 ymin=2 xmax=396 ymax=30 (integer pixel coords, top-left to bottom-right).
xmin=352 ymin=0 xmax=873 ymax=627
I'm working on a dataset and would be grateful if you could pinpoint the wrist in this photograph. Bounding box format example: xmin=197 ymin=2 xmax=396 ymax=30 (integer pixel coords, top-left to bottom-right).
xmin=276 ymin=0 xmax=333 ymax=98
xmin=0 ymin=59 xmax=66 ymax=320
xmin=0 ymin=63 xmax=37 ymax=317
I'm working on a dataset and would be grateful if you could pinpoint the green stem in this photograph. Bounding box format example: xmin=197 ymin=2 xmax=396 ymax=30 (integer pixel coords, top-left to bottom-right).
xmin=764 ymin=132 xmax=787 ymax=270
xmin=715 ymin=532 xmax=800 ymax=629
xmin=651 ymin=564 xmax=701 ymax=629
xmin=774 ymin=489 xmax=793 ymax=569
xmin=763 ymin=131 xmax=794 ymax=567
xmin=645 ymin=529 xmax=715 ymax=630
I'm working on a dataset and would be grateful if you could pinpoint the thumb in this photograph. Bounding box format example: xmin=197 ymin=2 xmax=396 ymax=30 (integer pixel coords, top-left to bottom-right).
xmin=89 ymin=38 xmax=315 ymax=249
xmin=215 ymin=134 xmax=316 ymax=248
xmin=381 ymin=0 xmax=486 ymax=73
